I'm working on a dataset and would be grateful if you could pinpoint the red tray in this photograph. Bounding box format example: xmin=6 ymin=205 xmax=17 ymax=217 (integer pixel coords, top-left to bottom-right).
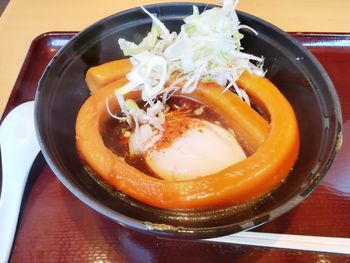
xmin=2 ymin=32 xmax=350 ymax=262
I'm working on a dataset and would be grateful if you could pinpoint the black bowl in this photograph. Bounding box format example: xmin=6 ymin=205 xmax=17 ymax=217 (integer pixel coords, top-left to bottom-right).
xmin=34 ymin=2 xmax=342 ymax=239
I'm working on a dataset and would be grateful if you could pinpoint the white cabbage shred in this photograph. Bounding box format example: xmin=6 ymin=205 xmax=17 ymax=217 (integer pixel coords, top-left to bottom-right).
xmin=112 ymin=0 xmax=265 ymax=155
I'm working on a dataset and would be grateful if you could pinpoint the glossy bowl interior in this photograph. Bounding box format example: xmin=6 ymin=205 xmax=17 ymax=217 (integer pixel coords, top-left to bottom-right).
xmin=34 ymin=3 xmax=342 ymax=239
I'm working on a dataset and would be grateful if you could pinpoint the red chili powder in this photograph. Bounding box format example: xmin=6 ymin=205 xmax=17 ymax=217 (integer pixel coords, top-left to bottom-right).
xmin=153 ymin=111 xmax=204 ymax=151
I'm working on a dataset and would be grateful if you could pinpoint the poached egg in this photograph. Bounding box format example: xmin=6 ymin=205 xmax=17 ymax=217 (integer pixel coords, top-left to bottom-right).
xmin=144 ymin=115 xmax=246 ymax=181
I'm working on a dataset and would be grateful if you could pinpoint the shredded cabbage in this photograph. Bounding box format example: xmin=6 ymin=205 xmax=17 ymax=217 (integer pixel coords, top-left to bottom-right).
xmin=112 ymin=0 xmax=265 ymax=154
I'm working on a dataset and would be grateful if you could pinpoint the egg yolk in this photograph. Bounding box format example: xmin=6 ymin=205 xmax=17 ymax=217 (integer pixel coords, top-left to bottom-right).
xmin=145 ymin=117 xmax=247 ymax=181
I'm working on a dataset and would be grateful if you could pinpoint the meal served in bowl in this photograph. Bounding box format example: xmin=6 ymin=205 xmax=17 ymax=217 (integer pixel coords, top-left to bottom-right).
xmin=35 ymin=0 xmax=341 ymax=238
xmin=75 ymin=0 xmax=299 ymax=210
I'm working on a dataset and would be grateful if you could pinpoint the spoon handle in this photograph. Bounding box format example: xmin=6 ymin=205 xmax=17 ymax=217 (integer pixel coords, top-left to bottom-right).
xmin=0 ymin=153 xmax=37 ymax=263
xmin=0 ymin=101 xmax=40 ymax=263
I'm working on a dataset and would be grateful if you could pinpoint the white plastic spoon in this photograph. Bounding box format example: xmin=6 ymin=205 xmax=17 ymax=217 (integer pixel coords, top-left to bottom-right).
xmin=0 ymin=101 xmax=40 ymax=263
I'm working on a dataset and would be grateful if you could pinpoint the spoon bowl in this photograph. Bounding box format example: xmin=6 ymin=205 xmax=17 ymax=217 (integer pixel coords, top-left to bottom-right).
xmin=0 ymin=101 xmax=40 ymax=263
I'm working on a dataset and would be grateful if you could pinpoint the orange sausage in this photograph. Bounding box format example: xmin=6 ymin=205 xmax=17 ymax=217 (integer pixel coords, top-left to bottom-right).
xmin=85 ymin=58 xmax=132 ymax=93
xmin=76 ymin=72 xmax=299 ymax=210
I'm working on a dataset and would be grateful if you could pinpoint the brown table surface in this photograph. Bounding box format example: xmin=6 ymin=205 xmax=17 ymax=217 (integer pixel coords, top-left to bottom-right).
xmin=1 ymin=32 xmax=350 ymax=262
